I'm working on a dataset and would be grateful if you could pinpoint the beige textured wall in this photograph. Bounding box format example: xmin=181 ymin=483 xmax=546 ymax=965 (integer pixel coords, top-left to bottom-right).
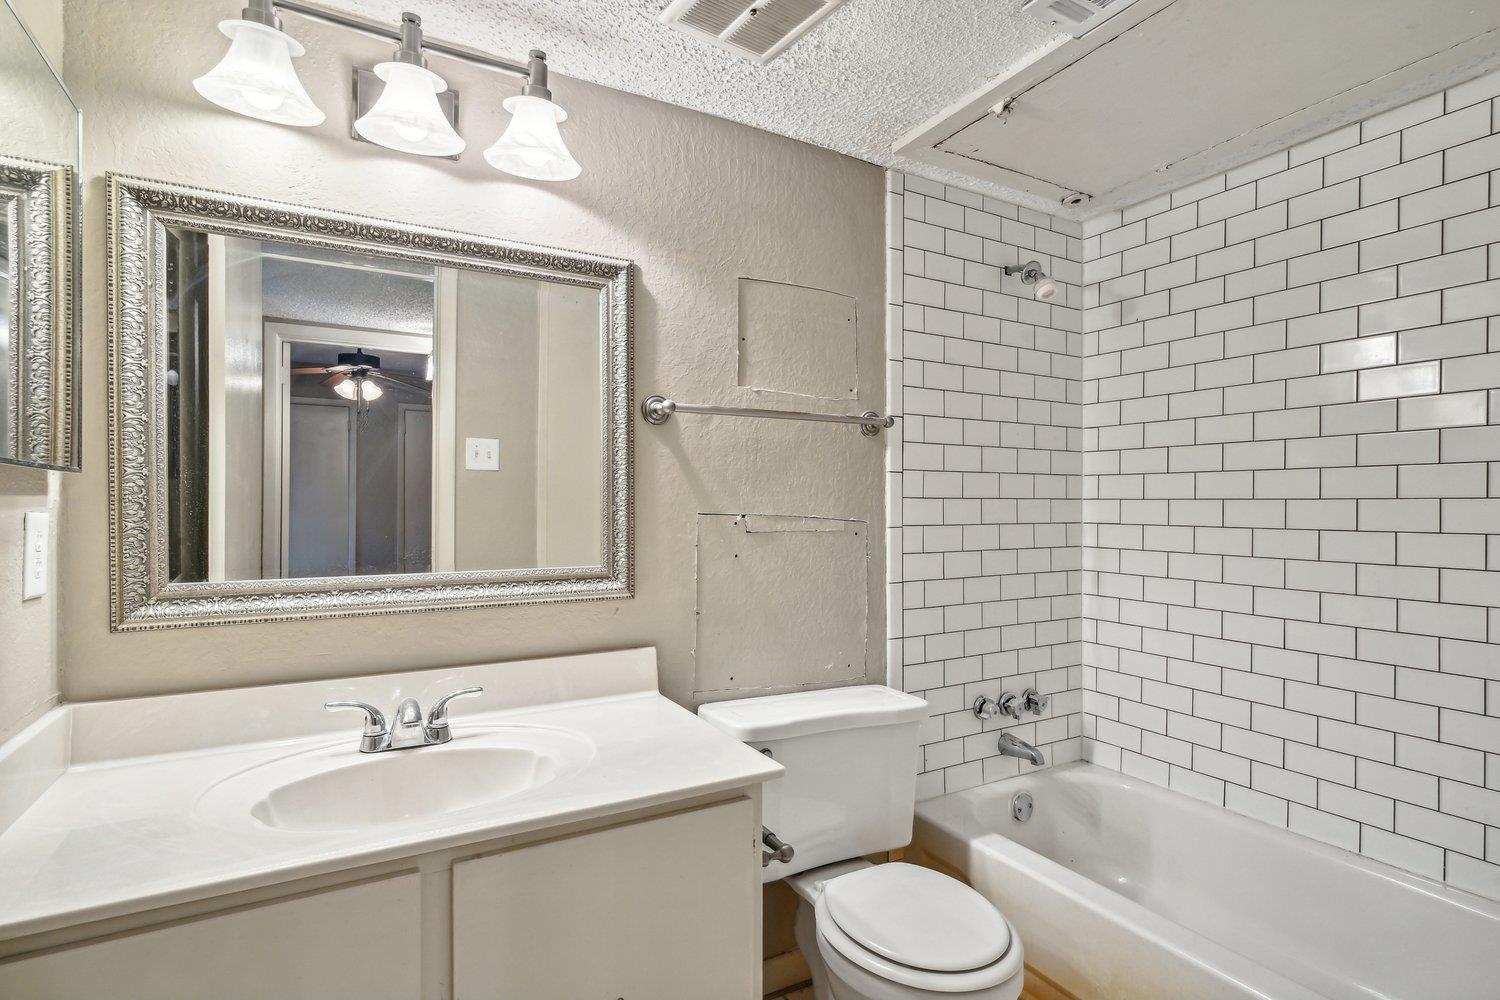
xmin=0 ymin=466 xmax=59 ymax=744
xmin=57 ymin=0 xmax=886 ymax=706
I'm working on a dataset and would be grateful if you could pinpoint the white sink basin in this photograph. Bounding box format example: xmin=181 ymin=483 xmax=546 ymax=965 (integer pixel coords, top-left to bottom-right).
xmin=197 ymin=725 xmax=594 ymax=834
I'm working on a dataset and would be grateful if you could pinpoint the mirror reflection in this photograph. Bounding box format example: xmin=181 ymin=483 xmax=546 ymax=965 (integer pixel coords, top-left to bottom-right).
xmin=163 ymin=229 xmax=605 ymax=582
xmin=0 ymin=0 xmax=78 ymax=469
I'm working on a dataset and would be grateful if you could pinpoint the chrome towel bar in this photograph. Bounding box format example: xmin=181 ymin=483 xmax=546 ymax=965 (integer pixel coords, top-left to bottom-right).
xmin=641 ymin=395 xmax=895 ymax=436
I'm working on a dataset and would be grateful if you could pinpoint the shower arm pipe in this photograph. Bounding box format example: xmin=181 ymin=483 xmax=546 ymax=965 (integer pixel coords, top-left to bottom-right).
xmin=272 ymin=0 xmax=533 ymax=78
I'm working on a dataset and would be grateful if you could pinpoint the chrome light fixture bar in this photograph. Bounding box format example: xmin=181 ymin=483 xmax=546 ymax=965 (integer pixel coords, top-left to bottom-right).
xmin=274 ymin=0 xmax=531 ymax=76
xmin=196 ymin=0 xmax=583 ymax=179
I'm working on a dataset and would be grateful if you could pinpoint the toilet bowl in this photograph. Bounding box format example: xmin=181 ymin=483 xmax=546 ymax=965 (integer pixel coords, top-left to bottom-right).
xmin=788 ymin=860 xmax=1024 ymax=1000
xmin=696 ymin=687 xmax=1025 ymax=999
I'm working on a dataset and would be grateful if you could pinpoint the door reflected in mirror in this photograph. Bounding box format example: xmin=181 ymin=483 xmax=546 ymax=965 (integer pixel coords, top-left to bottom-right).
xmin=163 ymin=229 xmax=605 ymax=583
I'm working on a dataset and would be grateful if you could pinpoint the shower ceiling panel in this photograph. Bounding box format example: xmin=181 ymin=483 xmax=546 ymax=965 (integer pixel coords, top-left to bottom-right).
xmin=896 ymin=0 xmax=1500 ymax=215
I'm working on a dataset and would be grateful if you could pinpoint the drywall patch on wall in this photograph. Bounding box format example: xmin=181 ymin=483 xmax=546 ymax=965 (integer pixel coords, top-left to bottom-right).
xmin=738 ymin=278 xmax=858 ymax=399
xmin=695 ymin=513 xmax=867 ymax=696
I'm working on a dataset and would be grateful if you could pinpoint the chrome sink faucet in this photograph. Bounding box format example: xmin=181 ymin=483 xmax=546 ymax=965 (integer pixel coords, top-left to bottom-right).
xmin=325 ymin=687 xmax=483 ymax=753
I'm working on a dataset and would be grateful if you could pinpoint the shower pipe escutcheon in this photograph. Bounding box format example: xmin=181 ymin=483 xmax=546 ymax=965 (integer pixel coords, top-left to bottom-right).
xmin=641 ymin=395 xmax=895 ymax=436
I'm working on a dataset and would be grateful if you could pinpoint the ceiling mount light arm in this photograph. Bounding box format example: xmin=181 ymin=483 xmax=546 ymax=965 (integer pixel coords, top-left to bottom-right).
xmin=272 ymin=0 xmax=532 ymax=78
xmin=522 ymin=49 xmax=552 ymax=100
xmin=240 ymin=0 xmax=280 ymax=29
xmin=392 ymin=10 xmax=426 ymax=66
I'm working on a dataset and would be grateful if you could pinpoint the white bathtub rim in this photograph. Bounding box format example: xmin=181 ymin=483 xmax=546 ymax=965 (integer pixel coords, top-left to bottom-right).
xmin=1009 ymin=763 xmax=1500 ymax=918
xmin=916 ymin=762 xmax=1500 ymax=1000
xmin=918 ymin=799 xmax=1323 ymax=1000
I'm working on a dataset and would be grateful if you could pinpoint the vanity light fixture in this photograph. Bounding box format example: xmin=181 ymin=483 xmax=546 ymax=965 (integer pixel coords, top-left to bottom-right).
xmin=1004 ymin=259 xmax=1057 ymax=301
xmin=195 ymin=2 xmax=584 ymax=177
xmin=353 ymin=12 xmax=466 ymax=157
xmin=484 ymin=51 xmax=582 ymax=181
xmin=193 ymin=0 xmax=325 ymax=126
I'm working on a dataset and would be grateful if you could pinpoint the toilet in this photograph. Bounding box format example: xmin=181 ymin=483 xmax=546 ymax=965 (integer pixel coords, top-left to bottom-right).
xmin=699 ymin=686 xmax=1024 ymax=1000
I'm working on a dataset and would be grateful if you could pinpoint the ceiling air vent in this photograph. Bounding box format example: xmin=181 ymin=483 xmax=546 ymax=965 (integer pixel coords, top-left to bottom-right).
xmin=660 ymin=0 xmax=848 ymax=64
xmin=1021 ymin=0 xmax=1139 ymax=38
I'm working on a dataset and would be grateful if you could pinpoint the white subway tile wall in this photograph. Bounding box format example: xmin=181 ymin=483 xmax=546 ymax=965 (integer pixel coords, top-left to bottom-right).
xmin=1081 ymin=70 xmax=1500 ymax=900
xmin=887 ymin=172 xmax=1085 ymax=800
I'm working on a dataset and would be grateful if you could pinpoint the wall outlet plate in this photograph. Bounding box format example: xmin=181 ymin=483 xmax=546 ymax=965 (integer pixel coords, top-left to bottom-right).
xmin=465 ymin=437 xmax=500 ymax=471
xmin=22 ymin=511 xmax=48 ymax=600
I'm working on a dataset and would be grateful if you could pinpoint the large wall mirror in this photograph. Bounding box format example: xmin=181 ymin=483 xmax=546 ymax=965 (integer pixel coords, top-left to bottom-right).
xmin=0 ymin=0 xmax=79 ymax=470
xmin=107 ymin=175 xmax=632 ymax=629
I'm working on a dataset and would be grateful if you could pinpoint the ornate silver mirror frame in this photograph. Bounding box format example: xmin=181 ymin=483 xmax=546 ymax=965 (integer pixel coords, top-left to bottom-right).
xmin=0 ymin=154 xmax=76 ymax=469
xmin=106 ymin=173 xmax=633 ymax=630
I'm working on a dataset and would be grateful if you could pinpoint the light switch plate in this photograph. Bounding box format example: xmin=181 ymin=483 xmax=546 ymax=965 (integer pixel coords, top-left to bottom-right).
xmin=465 ymin=437 xmax=500 ymax=471
xmin=22 ymin=511 xmax=47 ymax=600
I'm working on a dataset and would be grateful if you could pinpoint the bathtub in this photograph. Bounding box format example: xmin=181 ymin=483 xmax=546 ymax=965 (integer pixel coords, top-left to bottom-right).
xmin=913 ymin=763 xmax=1500 ymax=1000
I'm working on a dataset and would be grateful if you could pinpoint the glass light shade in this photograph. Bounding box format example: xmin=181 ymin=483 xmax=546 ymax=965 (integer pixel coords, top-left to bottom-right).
xmin=354 ymin=61 xmax=465 ymax=157
xmin=1034 ymin=277 xmax=1058 ymax=301
xmin=193 ymin=20 xmax=325 ymax=127
xmin=484 ymin=95 xmax=581 ymax=181
xmin=332 ymin=376 xmax=382 ymax=402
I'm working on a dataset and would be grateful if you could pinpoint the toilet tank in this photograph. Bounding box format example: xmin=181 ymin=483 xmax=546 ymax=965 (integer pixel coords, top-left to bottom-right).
xmin=698 ymin=686 xmax=928 ymax=881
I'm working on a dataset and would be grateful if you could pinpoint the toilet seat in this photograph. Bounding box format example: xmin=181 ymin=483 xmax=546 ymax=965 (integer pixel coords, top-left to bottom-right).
xmin=812 ymin=864 xmax=1023 ymax=993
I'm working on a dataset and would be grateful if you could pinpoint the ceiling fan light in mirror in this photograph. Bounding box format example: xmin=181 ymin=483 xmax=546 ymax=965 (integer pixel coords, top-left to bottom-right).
xmin=332 ymin=376 xmax=383 ymax=402
xmin=484 ymin=95 xmax=581 ymax=181
xmin=194 ymin=19 xmax=325 ymax=127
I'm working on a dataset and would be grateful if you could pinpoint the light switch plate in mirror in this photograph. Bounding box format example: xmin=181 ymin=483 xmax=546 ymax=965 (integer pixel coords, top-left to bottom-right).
xmin=106 ymin=173 xmax=634 ymax=629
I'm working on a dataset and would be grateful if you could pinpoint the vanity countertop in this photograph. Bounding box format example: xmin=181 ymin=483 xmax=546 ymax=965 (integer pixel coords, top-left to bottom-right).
xmin=0 ymin=649 xmax=782 ymax=941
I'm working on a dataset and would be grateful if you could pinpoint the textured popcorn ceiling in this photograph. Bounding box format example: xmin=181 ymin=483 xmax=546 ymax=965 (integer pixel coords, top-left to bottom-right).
xmin=314 ymin=0 xmax=1068 ymax=213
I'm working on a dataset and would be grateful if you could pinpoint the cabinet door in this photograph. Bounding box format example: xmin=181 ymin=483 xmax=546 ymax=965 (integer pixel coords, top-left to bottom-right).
xmin=453 ymin=797 xmax=760 ymax=1000
xmin=0 ymin=873 xmax=423 ymax=1000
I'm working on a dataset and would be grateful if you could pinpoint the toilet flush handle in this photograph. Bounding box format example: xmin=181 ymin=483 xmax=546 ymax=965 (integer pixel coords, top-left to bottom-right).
xmin=762 ymin=826 xmax=796 ymax=867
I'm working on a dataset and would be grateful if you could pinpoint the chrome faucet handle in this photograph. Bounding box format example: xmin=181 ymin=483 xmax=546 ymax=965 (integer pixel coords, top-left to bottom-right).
xmin=973 ymin=695 xmax=1002 ymax=720
xmin=997 ymin=691 xmax=1024 ymax=721
xmin=325 ymin=701 xmax=389 ymax=753
xmin=425 ymin=686 xmax=484 ymax=741
xmin=1022 ymin=687 xmax=1050 ymax=716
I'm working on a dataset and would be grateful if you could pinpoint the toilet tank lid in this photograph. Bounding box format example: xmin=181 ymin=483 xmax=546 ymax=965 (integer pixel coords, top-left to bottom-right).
xmin=697 ymin=686 xmax=928 ymax=742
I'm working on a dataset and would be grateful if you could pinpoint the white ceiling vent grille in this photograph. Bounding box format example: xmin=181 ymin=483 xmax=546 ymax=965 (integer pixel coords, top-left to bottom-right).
xmin=1021 ymin=0 xmax=1140 ymax=38
xmin=661 ymin=0 xmax=848 ymax=64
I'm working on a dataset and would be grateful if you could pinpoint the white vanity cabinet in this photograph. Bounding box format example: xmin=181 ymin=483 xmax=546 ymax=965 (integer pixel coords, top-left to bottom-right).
xmin=453 ymin=797 xmax=760 ymax=1000
xmin=0 ymin=796 xmax=762 ymax=1000
xmin=0 ymin=874 xmax=425 ymax=1000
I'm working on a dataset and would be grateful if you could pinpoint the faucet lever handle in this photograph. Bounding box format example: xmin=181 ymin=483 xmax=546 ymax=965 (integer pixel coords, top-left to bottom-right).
xmin=325 ymin=701 xmax=389 ymax=752
xmin=426 ymin=686 xmax=484 ymax=730
xmin=1022 ymin=687 xmax=1050 ymax=716
xmin=324 ymin=700 xmax=388 ymax=736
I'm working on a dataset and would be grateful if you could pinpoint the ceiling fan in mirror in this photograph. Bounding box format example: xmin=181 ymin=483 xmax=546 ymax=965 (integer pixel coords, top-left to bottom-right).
xmin=289 ymin=349 xmax=429 ymax=408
